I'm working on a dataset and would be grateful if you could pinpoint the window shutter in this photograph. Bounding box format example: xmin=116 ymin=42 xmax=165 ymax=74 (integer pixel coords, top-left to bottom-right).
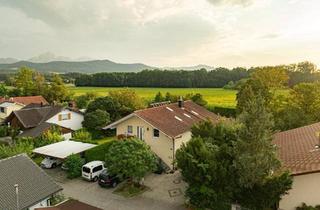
xmin=68 ymin=113 xmax=71 ymax=120
xmin=58 ymin=114 xmax=62 ymax=121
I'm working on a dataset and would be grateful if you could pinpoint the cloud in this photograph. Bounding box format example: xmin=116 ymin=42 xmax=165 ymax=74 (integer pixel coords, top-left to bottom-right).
xmin=258 ymin=33 xmax=280 ymax=39
xmin=206 ymin=0 xmax=255 ymax=6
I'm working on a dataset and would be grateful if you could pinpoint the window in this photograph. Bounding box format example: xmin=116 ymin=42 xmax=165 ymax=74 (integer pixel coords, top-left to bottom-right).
xmin=153 ymin=129 xmax=160 ymax=138
xmin=58 ymin=113 xmax=71 ymax=121
xmin=0 ymin=107 xmax=4 ymax=113
xmin=127 ymin=125 xmax=133 ymax=134
xmin=93 ymin=165 xmax=103 ymax=173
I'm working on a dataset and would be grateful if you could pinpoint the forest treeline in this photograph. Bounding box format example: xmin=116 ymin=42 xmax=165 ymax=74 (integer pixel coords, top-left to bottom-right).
xmin=72 ymin=61 xmax=320 ymax=88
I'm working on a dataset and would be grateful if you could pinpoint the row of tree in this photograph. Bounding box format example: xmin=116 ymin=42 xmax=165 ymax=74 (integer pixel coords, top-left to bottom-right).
xmin=73 ymin=61 xmax=319 ymax=88
xmin=1 ymin=67 xmax=71 ymax=103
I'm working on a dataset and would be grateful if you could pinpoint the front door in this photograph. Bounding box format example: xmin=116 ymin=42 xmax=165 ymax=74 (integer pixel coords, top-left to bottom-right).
xmin=137 ymin=126 xmax=144 ymax=140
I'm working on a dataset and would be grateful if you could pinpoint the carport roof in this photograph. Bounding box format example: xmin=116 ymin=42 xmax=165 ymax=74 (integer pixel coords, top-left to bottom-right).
xmin=33 ymin=140 xmax=97 ymax=159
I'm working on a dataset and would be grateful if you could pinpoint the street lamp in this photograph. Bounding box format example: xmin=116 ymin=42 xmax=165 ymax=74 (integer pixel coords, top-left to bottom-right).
xmin=14 ymin=184 xmax=19 ymax=210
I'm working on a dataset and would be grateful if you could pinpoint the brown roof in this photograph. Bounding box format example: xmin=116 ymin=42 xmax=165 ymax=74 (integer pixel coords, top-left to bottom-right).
xmin=273 ymin=122 xmax=320 ymax=175
xmin=6 ymin=106 xmax=63 ymax=129
xmin=107 ymin=100 xmax=221 ymax=138
xmin=35 ymin=199 xmax=102 ymax=210
xmin=0 ymin=96 xmax=48 ymax=106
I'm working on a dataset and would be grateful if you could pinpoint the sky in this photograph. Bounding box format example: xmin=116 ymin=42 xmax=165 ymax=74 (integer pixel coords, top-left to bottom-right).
xmin=0 ymin=0 xmax=319 ymax=68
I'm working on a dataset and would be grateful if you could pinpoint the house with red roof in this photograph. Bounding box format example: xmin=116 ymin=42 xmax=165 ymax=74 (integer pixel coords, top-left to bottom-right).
xmin=273 ymin=122 xmax=320 ymax=209
xmin=105 ymin=99 xmax=221 ymax=170
xmin=0 ymin=96 xmax=48 ymax=121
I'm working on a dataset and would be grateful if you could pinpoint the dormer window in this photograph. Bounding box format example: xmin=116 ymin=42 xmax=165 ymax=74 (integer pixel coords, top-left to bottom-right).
xmin=59 ymin=113 xmax=71 ymax=121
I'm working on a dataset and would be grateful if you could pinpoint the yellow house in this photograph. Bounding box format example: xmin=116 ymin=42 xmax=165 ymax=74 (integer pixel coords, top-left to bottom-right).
xmin=105 ymin=100 xmax=220 ymax=170
xmin=0 ymin=102 xmax=24 ymax=121
xmin=273 ymin=122 xmax=320 ymax=210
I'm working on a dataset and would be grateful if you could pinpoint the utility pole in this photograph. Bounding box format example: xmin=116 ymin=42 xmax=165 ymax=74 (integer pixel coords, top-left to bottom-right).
xmin=14 ymin=184 xmax=19 ymax=210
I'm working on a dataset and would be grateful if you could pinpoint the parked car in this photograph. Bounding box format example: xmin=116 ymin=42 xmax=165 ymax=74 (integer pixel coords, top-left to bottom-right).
xmin=61 ymin=158 xmax=85 ymax=171
xmin=82 ymin=161 xmax=105 ymax=181
xmin=98 ymin=169 xmax=123 ymax=188
xmin=41 ymin=156 xmax=63 ymax=169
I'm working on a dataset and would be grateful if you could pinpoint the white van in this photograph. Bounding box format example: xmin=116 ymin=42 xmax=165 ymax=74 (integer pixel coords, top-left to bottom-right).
xmin=82 ymin=161 xmax=105 ymax=181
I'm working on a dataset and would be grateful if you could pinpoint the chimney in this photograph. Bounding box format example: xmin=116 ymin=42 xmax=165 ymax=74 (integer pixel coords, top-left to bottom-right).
xmin=178 ymin=96 xmax=183 ymax=108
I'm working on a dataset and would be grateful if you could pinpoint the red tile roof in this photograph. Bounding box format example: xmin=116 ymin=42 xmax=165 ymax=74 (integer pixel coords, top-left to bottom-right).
xmin=107 ymin=100 xmax=221 ymax=138
xmin=273 ymin=122 xmax=320 ymax=175
xmin=0 ymin=96 xmax=48 ymax=106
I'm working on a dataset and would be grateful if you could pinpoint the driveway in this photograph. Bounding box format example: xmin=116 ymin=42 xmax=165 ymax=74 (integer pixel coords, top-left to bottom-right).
xmin=45 ymin=168 xmax=187 ymax=210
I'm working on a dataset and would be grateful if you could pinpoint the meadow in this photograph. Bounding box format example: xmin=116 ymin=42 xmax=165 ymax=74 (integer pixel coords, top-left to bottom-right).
xmin=68 ymin=86 xmax=238 ymax=108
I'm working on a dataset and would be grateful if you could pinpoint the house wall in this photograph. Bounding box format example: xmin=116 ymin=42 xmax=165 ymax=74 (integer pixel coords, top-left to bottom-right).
xmin=46 ymin=109 xmax=83 ymax=131
xmin=279 ymin=172 xmax=320 ymax=210
xmin=116 ymin=116 xmax=175 ymax=169
xmin=28 ymin=196 xmax=50 ymax=210
xmin=0 ymin=103 xmax=24 ymax=120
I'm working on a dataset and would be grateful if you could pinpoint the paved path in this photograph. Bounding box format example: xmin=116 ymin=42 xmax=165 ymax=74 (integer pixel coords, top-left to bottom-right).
xmin=45 ymin=169 xmax=187 ymax=210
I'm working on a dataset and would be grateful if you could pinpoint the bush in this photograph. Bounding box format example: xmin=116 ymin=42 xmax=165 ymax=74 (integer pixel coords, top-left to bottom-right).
xmin=72 ymin=129 xmax=92 ymax=142
xmin=0 ymin=141 xmax=34 ymax=159
xmin=206 ymin=105 xmax=236 ymax=118
xmin=296 ymin=203 xmax=320 ymax=210
xmin=64 ymin=154 xmax=84 ymax=179
xmin=0 ymin=126 xmax=8 ymax=137
xmin=85 ymin=141 xmax=114 ymax=162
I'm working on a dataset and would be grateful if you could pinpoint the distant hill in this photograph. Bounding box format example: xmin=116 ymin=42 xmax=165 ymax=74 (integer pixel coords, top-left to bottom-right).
xmin=163 ymin=64 xmax=214 ymax=71
xmin=0 ymin=60 xmax=154 ymax=73
xmin=0 ymin=58 xmax=19 ymax=64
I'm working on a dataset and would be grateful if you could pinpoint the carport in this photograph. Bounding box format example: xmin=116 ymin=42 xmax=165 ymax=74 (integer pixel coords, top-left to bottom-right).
xmin=33 ymin=140 xmax=97 ymax=159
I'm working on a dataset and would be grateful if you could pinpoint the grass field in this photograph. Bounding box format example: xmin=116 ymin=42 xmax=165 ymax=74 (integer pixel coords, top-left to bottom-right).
xmin=69 ymin=86 xmax=238 ymax=108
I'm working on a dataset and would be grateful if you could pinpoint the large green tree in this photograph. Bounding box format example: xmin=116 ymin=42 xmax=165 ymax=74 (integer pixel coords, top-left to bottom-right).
xmin=86 ymin=96 xmax=122 ymax=121
xmin=83 ymin=109 xmax=110 ymax=131
xmin=45 ymin=74 xmax=72 ymax=103
xmin=105 ymin=139 xmax=157 ymax=184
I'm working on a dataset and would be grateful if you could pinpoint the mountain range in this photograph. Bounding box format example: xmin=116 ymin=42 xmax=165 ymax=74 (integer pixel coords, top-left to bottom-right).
xmin=0 ymin=53 xmax=214 ymax=73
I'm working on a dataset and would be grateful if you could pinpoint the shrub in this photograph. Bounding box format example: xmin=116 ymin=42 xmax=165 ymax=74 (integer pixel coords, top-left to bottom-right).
xmin=296 ymin=203 xmax=320 ymax=210
xmin=64 ymin=154 xmax=84 ymax=179
xmin=72 ymin=129 xmax=92 ymax=142
xmin=85 ymin=141 xmax=114 ymax=162
xmin=0 ymin=141 xmax=34 ymax=159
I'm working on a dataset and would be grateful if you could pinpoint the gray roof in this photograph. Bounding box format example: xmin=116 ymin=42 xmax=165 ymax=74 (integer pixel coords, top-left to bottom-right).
xmin=0 ymin=154 xmax=62 ymax=210
xmin=9 ymin=106 xmax=63 ymax=129
xmin=17 ymin=122 xmax=53 ymax=138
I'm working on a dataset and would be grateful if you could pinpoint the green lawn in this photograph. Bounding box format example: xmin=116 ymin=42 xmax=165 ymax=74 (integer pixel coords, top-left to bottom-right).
xmin=69 ymin=86 xmax=238 ymax=108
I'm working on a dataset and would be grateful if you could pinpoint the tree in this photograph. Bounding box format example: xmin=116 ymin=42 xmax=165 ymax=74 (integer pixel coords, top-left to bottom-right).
xmin=177 ymin=121 xmax=239 ymax=210
xmin=233 ymin=94 xmax=292 ymax=209
xmin=108 ymin=89 xmax=145 ymax=116
xmin=154 ymin=92 xmax=165 ymax=102
xmin=0 ymin=84 xmax=8 ymax=97
xmin=190 ymin=93 xmax=207 ymax=106
xmin=45 ymin=74 xmax=71 ymax=103
xmin=236 ymin=78 xmax=271 ymax=113
xmin=86 ymin=96 xmax=122 ymax=121
xmin=64 ymin=154 xmax=84 ymax=179
xmin=13 ymin=67 xmax=36 ymax=96
xmin=105 ymin=139 xmax=157 ymax=184
xmin=83 ymin=109 xmax=110 ymax=131
xmin=251 ymin=66 xmax=289 ymax=89
xmin=74 ymin=92 xmax=97 ymax=109
xmin=297 ymin=61 xmax=317 ymax=74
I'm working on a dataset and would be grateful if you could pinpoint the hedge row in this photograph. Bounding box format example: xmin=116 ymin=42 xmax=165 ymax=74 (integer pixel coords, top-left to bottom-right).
xmin=207 ymin=105 xmax=236 ymax=118
xmin=85 ymin=141 xmax=114 ymax=162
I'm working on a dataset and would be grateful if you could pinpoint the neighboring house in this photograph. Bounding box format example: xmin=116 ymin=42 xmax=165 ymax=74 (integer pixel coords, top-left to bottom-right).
xmin=5 ymin=105 xmax=84 ymax=140
xmin=35 ymin=199 xmax=102 ymax=210
xmin=105 ymin=100 xmax=221 ymax=169
xmin=0 ymin=96 xmax=48 ymax=121
xmin=0 ymin=154 xmax=62 ymax=210
xmin=273 ymin=122 xmax=320 ymax=210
